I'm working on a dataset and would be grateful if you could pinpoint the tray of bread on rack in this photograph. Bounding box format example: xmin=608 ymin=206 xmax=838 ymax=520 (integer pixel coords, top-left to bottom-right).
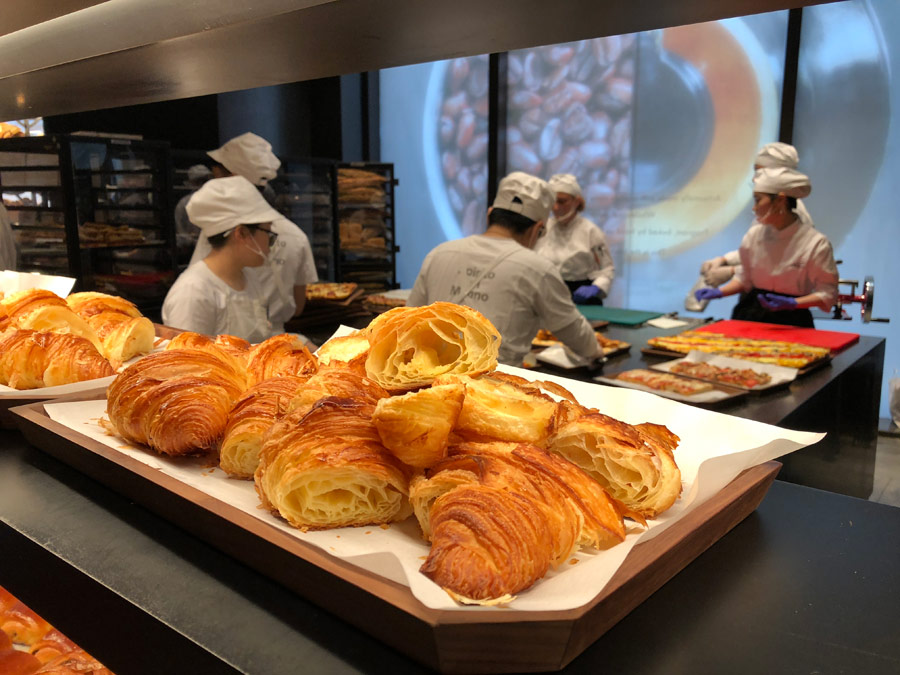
xmin=8 ymin=302 xmax=822 ymax=673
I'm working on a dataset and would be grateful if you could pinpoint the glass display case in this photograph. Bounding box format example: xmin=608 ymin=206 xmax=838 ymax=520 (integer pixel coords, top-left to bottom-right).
xmin=0 ymin=134 xmax=177 ymax=317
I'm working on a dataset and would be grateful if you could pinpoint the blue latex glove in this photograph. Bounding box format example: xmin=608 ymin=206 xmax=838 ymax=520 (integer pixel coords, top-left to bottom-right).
xmin=573 ymin=284 xmax=601 ymax=303
xmin=758 ymin=292 xmax=798 ymax=311
xmin=694 ymin=287 xmax=724 ymax=301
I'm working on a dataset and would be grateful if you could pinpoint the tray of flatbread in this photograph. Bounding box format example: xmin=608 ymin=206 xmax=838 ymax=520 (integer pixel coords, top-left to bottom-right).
xmin=649 ymin=351 xmax=798 ymax=392
xmin=594 ymin=368 xmax=748 ymax=405
xmin=533 ymin=329 xmax=630 ymax=358
xmin=305 ymin=282 xmax=362 ymax=304
xmin=643 ymin=331 xmax=831 ymax=374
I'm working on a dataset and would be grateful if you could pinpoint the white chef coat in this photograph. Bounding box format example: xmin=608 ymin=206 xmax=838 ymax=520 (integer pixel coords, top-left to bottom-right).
xmin=735 ymin=217 xmax=838 ymax=311
xmin=720 ymin=199 xmax=812 ymax=269
xmin=0 ymin=204 xmax=17 ymax=271
xmin=407 ymin=235 xmax=602 ymax=366
xmin=190 ymin=215 xmax=317 ymax=334
xmin=533 ymin=213 xmax=614 ymax=296
xmin=162 ymin=260 xmax=271 ymax=343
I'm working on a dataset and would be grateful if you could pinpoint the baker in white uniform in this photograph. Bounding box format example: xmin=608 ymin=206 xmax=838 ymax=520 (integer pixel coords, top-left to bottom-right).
xmin=190 ymin=132 xmax=318 ymax=336
xmin=533 ymin=173 xmax=614 ymax=304
xmin=163 ymin=176 xmax=280 ymax=342
xmin=698 ymin=142 xmax=812 ymax=288
xmin=407 ymin=171 xmax=602 ymax=366
xmin=0 ymin=203 xmax=16 ymax=271
xmin=694 ymin=166 xmax=838 ymax=327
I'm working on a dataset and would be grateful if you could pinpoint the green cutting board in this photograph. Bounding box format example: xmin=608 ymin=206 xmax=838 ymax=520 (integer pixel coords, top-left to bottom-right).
xmin=576 ymin=305 xmax=664 ymax=325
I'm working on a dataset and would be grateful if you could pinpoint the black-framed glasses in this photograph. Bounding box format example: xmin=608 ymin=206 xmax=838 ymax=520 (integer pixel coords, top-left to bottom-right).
xmin=244 ymin=223 xmax=278 ymax=246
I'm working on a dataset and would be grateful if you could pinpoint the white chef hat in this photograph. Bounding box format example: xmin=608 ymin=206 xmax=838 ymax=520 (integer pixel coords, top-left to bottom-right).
xmin=207 ymin=132 xmax=281 ymax=186
xmin=492 ymin=171 xmax=555 ymax=223
xmin=186 ymin=176 xmax=282 ymax=238
xmin=754 ymin=142 xmax=799 ymax=169
xmin=548 ymin=173 xmax=582 ymax=198
xmin=753 ymin=166 xmax=812 ymax=198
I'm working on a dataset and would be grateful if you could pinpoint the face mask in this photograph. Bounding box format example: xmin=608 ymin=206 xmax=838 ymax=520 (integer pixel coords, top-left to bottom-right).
xmin=555 ymin=205 xmax=578 ymax=224
xmin=244 ymin=230 xmax=271 ymax=264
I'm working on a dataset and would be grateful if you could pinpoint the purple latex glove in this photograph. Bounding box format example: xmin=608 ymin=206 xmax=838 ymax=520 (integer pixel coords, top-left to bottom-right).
xmin=694 ymin=287 xmax=724 ymax=301
xmin=573 ymin=284 xmax=601 ymax=303
xmin=758 ymin=292 xmax=798 ymax=311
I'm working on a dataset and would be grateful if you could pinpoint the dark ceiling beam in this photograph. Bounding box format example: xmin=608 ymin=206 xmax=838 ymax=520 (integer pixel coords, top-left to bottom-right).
xmin=0 ymin=0 xmax=844 ymax=120
xmin=0 ymin=0 xmax=109 ymax=39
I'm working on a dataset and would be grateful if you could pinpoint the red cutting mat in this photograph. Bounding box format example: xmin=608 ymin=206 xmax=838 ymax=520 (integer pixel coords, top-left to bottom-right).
xmin=694 ymin=320 xmax=859 ymax=353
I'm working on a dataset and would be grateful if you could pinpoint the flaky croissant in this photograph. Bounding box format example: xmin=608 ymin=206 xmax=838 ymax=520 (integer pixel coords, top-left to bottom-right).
xmin=220 ymin=375 xmax=308 ymax=478
xmin=0 ymin=329 xmax=114 ymax=389
xmin=13 ymin=305 xmax=104 ymax=353
xmin=287 ymin=365 xmax=389 ymax=417
xmin=85 ymin=311 xmax=155 ymax=365
xmin=255 ymin=397 xmax=414 ymax=529
xmin=0 ymin=289 xmax=67 ymax=331
xmin=411 ymin=441 xmax=625 ymax=603
xmin=547 ymin=413 xmax=682 ymax=519
xmin=106 ymin=349 xmax=246 ymax=456
xmin=245 ymin=333 xmax=317 ymax=386
xmin=315 ymin=333 xmax=369 ymax=375
xmin=372 ymin=382 xmax=466 ymax=468
xmin=66 ymin=291 xmax=142 ymax=319
xmin=433 ymin=373 xmax=562 ymax=446
xmin=364 ymin=302 xmax=500 ymax=392
xmin=166 ymin=332 xmax=249 ymax=384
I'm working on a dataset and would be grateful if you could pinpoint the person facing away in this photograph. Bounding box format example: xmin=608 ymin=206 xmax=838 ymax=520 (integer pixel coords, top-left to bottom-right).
xmin=189 ymin=132 xmax=317 ymax=336
xmin=694 ymin=166 xmax=838 ymax=328
xmin=533 ymin=173 xmax=614 ymax=305
xmin=407 ymin=171 xmax=603 ymax=366
xmin=162 ymin=175 xmax=280 ymax=342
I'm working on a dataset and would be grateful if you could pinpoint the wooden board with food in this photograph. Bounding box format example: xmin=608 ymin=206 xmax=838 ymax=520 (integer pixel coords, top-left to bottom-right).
xmin=305 ymin=281 xmax=361 ymax=303
xmin=533 ymin=329 xmax=631 ymax=358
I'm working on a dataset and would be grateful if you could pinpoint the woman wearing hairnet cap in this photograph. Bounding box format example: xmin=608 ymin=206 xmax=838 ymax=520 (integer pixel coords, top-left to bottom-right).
xmin=694 ymin=166 xmax=838 ymax=327
xmin=533 ymin=174 xmax=615 ymax=305
xmin=162 ymin=176 xmax=281 ymax=342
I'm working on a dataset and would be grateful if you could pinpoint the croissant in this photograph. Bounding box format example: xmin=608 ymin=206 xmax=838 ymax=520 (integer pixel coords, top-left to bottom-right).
xmin=0 ymin=289 xmax=67 ymax=331
xmin=315 ymin=333 xmax=369 ymax=375
xmin=220 ymin=375 xmax=308 ymax=478
xmin=0 ymin=329 xmax=114 ymax=389
xmin=84 ymin=311 xmax=155 ymax=365
xmin=166 ymin=332 xmax=249 ymax=383
xmin=287 ymin=365 xmax=389 ymax=417
xmin=106 ymin=349 xmax=246 ymax=456
xmin=255 ymin=397 xmax=414 ymax=529
xmin=245 ymin=333 xmax=317 ymax=386
xmin=433 ymin=373 xmax=561 ymax=446
xmin=372 ymin=382 xmax=466 ymax=468
xmin=547 ymin=413 xmax=682 ymax=519
xmin=13 ymin=305 xmax=104 ymax=353
xmin=65 ymin=291 xmax=142 ymax=319
xmin=364 ymin=302 xmax=500 ymax=392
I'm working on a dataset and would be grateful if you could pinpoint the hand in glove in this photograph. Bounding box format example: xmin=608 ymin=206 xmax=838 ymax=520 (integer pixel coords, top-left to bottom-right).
xmin=703 ymin=264 xmax=735 ymax=287
xmin=573 ymin=284 xmax=601 ymax=303
xmin=758 ymin=293 xmax=797 ymax=311
xmin=700 ymin=256 xmax=727 ymax=275
xmin=694 ymin=288 xmax=724 ymax=301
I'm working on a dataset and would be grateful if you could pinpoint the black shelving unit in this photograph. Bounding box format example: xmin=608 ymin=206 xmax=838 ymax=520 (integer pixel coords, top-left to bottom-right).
xmin=0 ymin=134 xmax=177 ymax=318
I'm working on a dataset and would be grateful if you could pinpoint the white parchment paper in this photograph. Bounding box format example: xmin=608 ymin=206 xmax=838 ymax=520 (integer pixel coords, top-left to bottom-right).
xmin=42 ymin=361 xmax=823 ymax=612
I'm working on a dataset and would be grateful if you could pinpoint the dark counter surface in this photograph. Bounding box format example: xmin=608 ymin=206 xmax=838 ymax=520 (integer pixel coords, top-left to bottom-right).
xmin=2 ymin=429 xmax=898 ymax=674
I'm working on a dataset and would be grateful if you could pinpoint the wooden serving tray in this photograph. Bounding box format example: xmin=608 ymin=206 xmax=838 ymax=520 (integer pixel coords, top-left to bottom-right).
xmin=10 ymin=393 xmax=781 ymax=673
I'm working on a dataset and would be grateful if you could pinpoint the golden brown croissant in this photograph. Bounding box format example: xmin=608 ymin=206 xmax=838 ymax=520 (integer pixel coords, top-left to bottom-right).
xmin=255 ymin=397 xmax=414 ymax=529
xmin=13 ymin=305 xmax=104 ymax=353
xmin=85 ymin=311 xmax=155 ymax=365
xmin=220 ymin=375 xmax=308 ymax=478
xmin=166 ymin=332 xmax=250 ymax=382
xmin=106 ymin=349 xmax=246 ymax=456
xmin=315 ymin=333 xmax=369 ymax=375
xmin=0 ymin=329 xmax=114 ymax=389
xmin=65 ymin=291 xmax=142 ymax=319
xmin=372 ymin=383 xmax=466 ymax=468
xmin=287 ymin=366 xmax=389 ymax=417
xmin=0 ymin=289 xmax=67 ymax=330
xmin=364 ymin=302 xmax=500 ymax=392
xmin=547 ymin=413 xmax=682 ymax=519
xmin=245 ymin=333 xmax=317 ymax=386
xmin=433 ymin=373 xmax=561 ymax=446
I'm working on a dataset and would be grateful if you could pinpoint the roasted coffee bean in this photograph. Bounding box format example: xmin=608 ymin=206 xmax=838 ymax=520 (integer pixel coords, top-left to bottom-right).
xmin=561 ymin=103 xmax=593 ymax=144
xmin=442 ymin=90 xmax=468 ymax=117
xmin=456 ymin=166 xmax=473 ymax=197
xmin=442 ymin=150 xmax=460 ymax=181
xmin=519 ymin=107 xmax=545 ymax=140
xmin=509 ymin=142 xmax=543 ymax=175
xmin=539 ymin=118 xmax=563 ymax=161
xmin=439 ymin=116 xmax=455 ymax=144
xmin=466 ymin=133 xmax=489 ymax=162
xmin=456 ymin=109 xmax=476 ymax=148
xmin=579 ymin=140 xmax=612 ymax=169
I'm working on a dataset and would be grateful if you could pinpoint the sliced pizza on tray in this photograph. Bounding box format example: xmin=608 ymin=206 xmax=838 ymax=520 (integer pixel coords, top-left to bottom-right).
xmin=615 ymin=369 xmax=715 ymax=396
xmin=306 ymin=282 xmax=359 ymax=302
